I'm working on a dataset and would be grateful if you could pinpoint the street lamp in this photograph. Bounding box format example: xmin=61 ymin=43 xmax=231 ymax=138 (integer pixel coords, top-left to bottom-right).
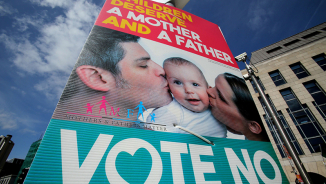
xmin=235 ymin=52 xmax=313 ymax=184
xmin=151 ymin=0 xmax=190 ymax=9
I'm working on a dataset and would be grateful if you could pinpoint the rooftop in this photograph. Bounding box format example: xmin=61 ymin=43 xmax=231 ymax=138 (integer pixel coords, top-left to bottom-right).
xmin=250 ymin=22 xmax=326 ymax=65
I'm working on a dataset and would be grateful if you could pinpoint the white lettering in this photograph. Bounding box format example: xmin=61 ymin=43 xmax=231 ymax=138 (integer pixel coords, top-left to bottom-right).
xmin=203 ymin=45 xmax=216 ymax=57
xmin=191 ymin=31 xmax=202 ymax=42
xmin=194 ymin=41 xmax=203 ymax=53
xmin=222 ymin=52 xmax=234 ymax=64
xmin=107 ymin=7 xmax=122 ymax=17
xmin=145 ymin=17 xmax=161 ymax=26
xmin=189 ymin=144 xmax=221 ymax=184
xmin=161 ymin=141 xmax=188 ymax=184
xmin=214 ymin=49 xmax=225 ymax=61
xmin=225 ymin=148 xmax=259 ymax=184
xmin=61 ymin=129 xmax=113 ymax=184
xmin=127 ymin=11 xmax=145 ymax=23
xmin=106 ymin=138 xmax=162 ymax=184
xmin=175 ymin=35 xmax=185 ymax=45
xmin=160 ymin=20 xmax=170 ymax=30
xmin=181 ymin=27 xmax=191 ymax=38
xmin=157 ymin=30 xmax=172 ymax=42
xmin=169 ymin=24 xmax=181 ymax=34
xmin=185 ymin=39 xmax=198 ymax=51
xmin=254 ymin=151 xmax=282 ymax=184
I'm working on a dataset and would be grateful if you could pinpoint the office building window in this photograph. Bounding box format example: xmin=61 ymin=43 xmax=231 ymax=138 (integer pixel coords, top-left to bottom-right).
xmin=289 ymin=62 xmax=310 ymax=79
xmin=303 ymin=81 xmax=326 ymax=121
xmin=250 ymin=77 xmax=265 ymax=93
xmin=280 ymin=88 xmax=326 ymax=153
xmin=259 ymin=96 xmax=304 ymax=157
xmin=269 ymin=70 xmax=286 ymax=86
xmin=312 ymin=53 xmax=326 ymax=71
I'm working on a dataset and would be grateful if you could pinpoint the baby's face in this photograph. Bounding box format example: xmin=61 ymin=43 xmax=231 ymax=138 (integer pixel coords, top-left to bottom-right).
xmin=164 ymin=63 xmax=209 ymax=112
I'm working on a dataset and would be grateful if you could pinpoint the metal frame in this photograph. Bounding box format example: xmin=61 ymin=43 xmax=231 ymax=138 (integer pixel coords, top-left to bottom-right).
xmin=235 ymin=52 xmax=314 ymax=184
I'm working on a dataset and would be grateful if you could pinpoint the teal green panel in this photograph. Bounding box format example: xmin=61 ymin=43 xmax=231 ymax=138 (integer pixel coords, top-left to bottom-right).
xmin=24 ymin=119 xmax=289 ymax=184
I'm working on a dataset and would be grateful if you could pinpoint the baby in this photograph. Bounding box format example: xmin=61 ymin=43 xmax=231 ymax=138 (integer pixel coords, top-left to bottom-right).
xmin=147 ymin=57 xmax=227 ymax=138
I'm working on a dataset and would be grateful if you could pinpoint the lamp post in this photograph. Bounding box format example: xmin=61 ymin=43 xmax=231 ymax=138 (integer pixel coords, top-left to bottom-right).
xmin=235 ymin=52 xmax=313 ymax=184
xmin=151 ymin=0 xmax=190 ymax=9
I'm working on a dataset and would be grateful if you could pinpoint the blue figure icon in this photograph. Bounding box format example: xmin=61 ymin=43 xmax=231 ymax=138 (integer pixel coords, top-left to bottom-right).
xmin=150 ymin=113 xmax=156 ymax=122
xmin=134 ymin=101 xmax=147 ymax=121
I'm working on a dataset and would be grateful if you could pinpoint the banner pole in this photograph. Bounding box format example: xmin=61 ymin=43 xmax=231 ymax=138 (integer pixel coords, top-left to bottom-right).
xmin=243 ymin=60 xmax=313 ymax=184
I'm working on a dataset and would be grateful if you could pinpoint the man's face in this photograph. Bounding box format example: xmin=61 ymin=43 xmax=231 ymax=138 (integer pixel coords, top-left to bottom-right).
xmin=117 ymin=42 xmax=172 ymax=108
xmin=164 ymin=63 xmax=209 ymax=112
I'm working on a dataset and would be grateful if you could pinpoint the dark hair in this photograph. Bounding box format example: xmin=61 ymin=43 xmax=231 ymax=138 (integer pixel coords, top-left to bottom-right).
xmin=163 ymin=57 xmax=208 ymax=86
xmin=60 ymin=25 xmax=140 ymax=101
xmin=76 ymin=25 xmax=140 ymax=77
xmin=223 ymin=73 xmax=269 ymax=141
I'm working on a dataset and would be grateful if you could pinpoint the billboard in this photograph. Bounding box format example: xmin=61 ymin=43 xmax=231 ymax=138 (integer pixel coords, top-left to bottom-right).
xmin=25 ymin=0 xmax=289 ymax=183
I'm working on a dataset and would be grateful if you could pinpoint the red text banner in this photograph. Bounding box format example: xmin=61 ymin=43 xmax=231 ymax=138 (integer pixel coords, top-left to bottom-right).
xmin=95 ymin=0 xmax=238 ymax=68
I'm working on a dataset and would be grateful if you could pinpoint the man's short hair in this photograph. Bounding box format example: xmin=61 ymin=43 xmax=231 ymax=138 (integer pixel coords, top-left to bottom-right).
xmin=60 ymin=25 xmax=140 ymax=101
xmin=163 ymin=57 xmax=208 ymax=87
xmin=77 ymin=25 xmax=140 ymax=78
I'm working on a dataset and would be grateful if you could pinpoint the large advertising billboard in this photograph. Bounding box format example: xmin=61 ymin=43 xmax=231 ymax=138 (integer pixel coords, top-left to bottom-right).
xmin=25 ymin=0 xmax=289 ymax=183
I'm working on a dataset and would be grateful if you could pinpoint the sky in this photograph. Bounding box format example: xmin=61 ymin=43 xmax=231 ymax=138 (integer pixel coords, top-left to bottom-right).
xmin=0 ymin=0 xmax=325 ymax=160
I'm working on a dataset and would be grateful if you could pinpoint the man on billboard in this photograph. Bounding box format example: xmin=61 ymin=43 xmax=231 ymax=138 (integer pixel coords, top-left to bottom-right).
xmin=58 ymin=25 xmax=172 ymax=120
xmin=58 ymin=25 xmax=227 ymax=138
xmin=57 ymin=25 xmax=268 ymax=141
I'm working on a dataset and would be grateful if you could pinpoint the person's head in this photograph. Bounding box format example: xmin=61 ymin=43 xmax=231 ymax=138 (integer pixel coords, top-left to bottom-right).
xmin=163 ymin=57 xmax=209 ymax=112
xmin=61 ymin=25 xmax=171 ymax=109
xmin=207 ymin=73 xmax=269 ymax=142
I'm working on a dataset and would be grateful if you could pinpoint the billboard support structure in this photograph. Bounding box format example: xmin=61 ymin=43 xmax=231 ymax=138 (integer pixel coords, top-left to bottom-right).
xmin=236 ymin=52 xmax=313 ymax=184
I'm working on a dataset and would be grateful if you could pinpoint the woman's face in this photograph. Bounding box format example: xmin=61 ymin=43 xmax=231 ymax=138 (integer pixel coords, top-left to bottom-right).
xmin=207 ymin=74 xmax=247 ymax=134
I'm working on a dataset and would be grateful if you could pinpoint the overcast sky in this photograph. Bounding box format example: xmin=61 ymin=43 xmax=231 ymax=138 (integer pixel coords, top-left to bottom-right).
xmin=1 ymin=0 xmax=325 ymax=159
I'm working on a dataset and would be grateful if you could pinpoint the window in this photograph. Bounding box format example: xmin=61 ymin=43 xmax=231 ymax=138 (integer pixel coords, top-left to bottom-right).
xmin=269 ymin=70 xmax=286 ymax=86
xmin=283 ymin=39 xmax=301 ymax=47
xmin=259 ymin=96 xmax=304 ymax=157
xmin=266 ymin=46 xmax=282 ymax=54
xmin=280 ymin=88 xmax=326 ymax=153
xmin=312 ymin=53 xmax=326 ymax=71
xmin=301 ymin=31 xmax=321 ymax=39
xmin=289 ymin=62 xmax=310 ymax=79
xmin=250 ymin=77 xmax=265 ymax=93
xmin=303 ymin=81 xmax=326 ymax=121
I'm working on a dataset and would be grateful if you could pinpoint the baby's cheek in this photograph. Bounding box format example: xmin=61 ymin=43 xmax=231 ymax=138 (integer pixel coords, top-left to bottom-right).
xmin=170 ymin=86 xmax=183 ymax=101
xmin=201 ymin=92 xmax=210 ymax=108
xmin=202 ymin=99 xmax=210 ymax=108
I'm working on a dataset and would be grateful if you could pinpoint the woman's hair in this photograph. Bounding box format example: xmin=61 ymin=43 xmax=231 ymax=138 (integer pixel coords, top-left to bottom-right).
xmin=223 ymin=73 xmax=269 ymax=141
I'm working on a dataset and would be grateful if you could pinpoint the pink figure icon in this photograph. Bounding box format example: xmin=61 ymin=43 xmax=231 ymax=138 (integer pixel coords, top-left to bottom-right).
xmin=97 ymin=96 xmax=110 ymax=115
xmin=84 ymin=103 xmax=94 ymax=113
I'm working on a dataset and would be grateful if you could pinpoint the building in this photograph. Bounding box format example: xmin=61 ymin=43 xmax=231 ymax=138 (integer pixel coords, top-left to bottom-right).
xmin=0 ymin=158 xmax=24 ymax=184
xmin=0 ymin=135 xmax=14 ymax=173
xmin=14 ymin=139 xmax=41 ymax=184
xmin=0 ymin=175 xmax=17 ymax=184
xmin=241 ymin=22 xmax=326 ymax=182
